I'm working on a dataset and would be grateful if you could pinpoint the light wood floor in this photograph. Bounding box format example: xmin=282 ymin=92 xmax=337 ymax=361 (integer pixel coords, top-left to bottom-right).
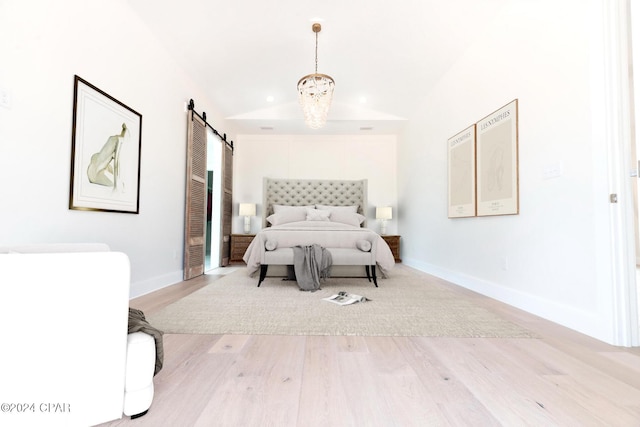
xmin=99 ymin=265 xmax=640 ymax=427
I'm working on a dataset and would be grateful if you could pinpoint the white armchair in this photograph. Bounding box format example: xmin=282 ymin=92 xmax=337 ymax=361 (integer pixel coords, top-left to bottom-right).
xmin=0 ymin=243 xmax=156 ymax=426
xmin=124 ymin=331 xmax=156 ymax=418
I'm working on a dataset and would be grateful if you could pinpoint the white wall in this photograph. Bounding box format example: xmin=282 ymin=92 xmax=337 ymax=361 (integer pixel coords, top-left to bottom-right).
xmin=398 ymin=0 xmax=624 ymax=344
xmin=0 ymin=0 xmax=228 ymax=297
xmin=2 ymin=0 xmax=633 ymax=345
xmin=232 ymin=134 xmax=397 ymax=234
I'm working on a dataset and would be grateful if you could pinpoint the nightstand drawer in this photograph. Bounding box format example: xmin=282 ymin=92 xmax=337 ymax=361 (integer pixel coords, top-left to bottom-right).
xmin=230 ymin=234 xmax=256 ymax=263
xmin=381 ymin=235 xmax=401 ymax=263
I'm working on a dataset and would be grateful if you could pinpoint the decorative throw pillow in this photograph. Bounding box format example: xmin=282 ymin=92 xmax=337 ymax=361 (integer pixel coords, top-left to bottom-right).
xmin=330 ymin=211 xmax=366 ymax=227
xmin=306 ymin=208 xmax=331 ymax=221
xmin=265 ymin=240 xmax=278 ymax=251
xmin=356 ymin=240 xmax=372 ymax=252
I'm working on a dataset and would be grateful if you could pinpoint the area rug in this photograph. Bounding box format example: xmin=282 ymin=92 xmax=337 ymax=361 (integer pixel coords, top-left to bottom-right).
xmin=147 ymin=265 xmax=536 ymax=338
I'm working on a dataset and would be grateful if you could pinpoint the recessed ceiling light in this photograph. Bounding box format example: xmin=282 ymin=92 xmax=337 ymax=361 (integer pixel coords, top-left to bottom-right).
xmin=359 ymin=97 xmax=367 ymax=104
xmin=360 ymin=126 xmax=373 ymax=131
xmin=266 ymin=96 xmax=274 ymax=103
xmin=260 ymin=126 xmax=274 ymax=131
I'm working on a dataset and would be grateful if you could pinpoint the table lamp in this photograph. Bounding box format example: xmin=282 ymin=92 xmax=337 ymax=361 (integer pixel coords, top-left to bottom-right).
xmin=239 ymin=203 xmax=256 ymax=234
xmin=376 ymin=206 xmax=392 ymax=235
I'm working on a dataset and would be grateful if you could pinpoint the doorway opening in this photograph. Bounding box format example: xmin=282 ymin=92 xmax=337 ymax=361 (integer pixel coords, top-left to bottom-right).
xmin=205 ymin=127 xmax=222 ymax=272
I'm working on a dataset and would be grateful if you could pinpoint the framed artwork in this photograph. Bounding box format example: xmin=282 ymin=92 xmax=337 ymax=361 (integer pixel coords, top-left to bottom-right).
xmin=447 ymin=124 xmax=476 ymax=218
xmin=476 ymin=99 xmax=519 ymax=216
xmin=69 ymin=75 xmax=142 ymax=213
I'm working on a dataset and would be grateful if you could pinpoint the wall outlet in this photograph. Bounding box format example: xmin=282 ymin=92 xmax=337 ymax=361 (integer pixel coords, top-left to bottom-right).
xmin=501 ymin=256 xmax=509 ymax=271
xmin=0 ymin=88 xmax=10 ymax=108
xmin=542 ymin=161 xmax=563 ymax=179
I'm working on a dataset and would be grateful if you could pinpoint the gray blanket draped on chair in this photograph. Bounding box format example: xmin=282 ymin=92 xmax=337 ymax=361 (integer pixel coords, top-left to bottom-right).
xmin=292 ymin=244 xmax=332 ymax=291
xmin=128 ymin=308 xmax=164 ymax=376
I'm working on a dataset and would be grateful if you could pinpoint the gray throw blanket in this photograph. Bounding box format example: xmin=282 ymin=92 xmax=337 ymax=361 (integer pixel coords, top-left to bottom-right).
xmin=128 ymin=308 xmax=164 ymax=376
xmin=292 ymin=244 xmax=332 ymax=291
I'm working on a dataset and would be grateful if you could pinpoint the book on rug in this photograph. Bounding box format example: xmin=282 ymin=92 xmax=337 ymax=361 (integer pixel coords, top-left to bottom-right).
xmin=323 ymin=291 xmax=369 ymax=306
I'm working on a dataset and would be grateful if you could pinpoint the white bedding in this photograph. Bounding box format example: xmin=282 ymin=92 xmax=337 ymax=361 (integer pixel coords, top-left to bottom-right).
xmin=242 ymin=220 xmax=396 ymax=276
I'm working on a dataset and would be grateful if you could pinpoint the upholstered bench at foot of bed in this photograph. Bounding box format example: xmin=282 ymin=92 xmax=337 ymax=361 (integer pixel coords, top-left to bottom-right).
xmin=258 ymin=247 xmax=378 ymax=287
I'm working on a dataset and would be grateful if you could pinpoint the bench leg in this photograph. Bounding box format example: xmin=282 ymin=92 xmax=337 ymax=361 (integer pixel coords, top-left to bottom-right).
xmin=371 ymin=265 xmax=378 ymax=287
xmin=365 ymin=265 xmax=372 ymax=282
xmin=258 ymin=264 xmax=268 ymax=287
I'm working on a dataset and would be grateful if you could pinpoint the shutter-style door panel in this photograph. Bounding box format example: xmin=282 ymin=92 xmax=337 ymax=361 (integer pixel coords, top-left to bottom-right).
xmin=183 ymin=111 xmax=207 ymax=280
xmin=220 ymin=143 xmax=233 ymax=266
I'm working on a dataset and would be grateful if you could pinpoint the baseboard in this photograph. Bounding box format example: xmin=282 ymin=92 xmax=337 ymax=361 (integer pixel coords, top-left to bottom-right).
xmin=130 ymin=270 xmax=184 ymax=299
xmin=403 ymin=257 xmax=613 ymax=345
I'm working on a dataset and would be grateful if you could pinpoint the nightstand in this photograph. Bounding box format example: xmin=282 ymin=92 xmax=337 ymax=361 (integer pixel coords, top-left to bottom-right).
xmin=230 ymin=234 xmax=256 ymax=263
xmin=381 ymin=235 xmax=401 ymax=263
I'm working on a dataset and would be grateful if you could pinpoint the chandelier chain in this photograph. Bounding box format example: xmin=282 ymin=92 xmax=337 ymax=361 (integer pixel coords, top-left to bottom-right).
xmin=315 ymin=30 xmax=318 ymax=74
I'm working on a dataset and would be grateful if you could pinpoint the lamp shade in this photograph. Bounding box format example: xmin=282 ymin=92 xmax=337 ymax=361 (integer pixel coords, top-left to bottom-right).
xmin=239 ymin=203 xmax=256 ymax=217
xmin=376 ymin=206 xmax=392 ymax=220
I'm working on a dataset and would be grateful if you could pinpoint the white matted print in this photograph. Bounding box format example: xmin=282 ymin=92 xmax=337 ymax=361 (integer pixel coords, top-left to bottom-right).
xmin=476 ymin=99 xmax=519 ymax=216
xmin=69 ymin=75 xmax=142 ymax=213
xmin=447 ymin=124 xmax=476 ymax=218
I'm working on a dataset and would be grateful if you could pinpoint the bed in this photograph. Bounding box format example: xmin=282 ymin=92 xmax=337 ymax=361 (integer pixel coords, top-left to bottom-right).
xmin=242 ymin=178 xmax=396 ymax=286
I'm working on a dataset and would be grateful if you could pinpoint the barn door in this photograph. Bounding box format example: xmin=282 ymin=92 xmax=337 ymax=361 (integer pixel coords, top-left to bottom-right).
xmin=183 ymin=110 xmax=207 ymax=280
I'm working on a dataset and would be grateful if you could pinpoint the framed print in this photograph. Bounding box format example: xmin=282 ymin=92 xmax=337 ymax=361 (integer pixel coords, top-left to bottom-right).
xmin=69 ymin=75 xmax=142 ymax=213
xmin=448 ymin=124 xmax=476 ymax=218
xmin=476 ymin=99 xmax=519 ymax=216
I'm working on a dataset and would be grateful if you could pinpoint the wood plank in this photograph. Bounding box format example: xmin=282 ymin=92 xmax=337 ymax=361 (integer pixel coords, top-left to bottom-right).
xmin=208 ymin=334 xmax=251 ymax=354
xmin=512 ymin=339 xmax=640 ymax=407
xmin=465 ymin=338 xmax=639 ymax=425
xmin=541 ymin=374 xmax=640 ymax=425
xmin=599 ymin=351 xmax=640 ymax=374
xmin=332 ymin=351 xmax=396 ymax=425
xmin=111 ymin=334 xmax=235 ymax=426
xmin=129 ymin=273 xmax=218 ymax=314
xmin=365 ymin=337 xmax=451 ymax=425
xmin=194 ymin=335 xmax=305 ymax=426
xmin=396 ymin=337 xmax=501 ymax=426
xmin=296 ymin=336 xmax=355 ymax=427
xmin=423 ymin=338 xmax=568 ymax=425
xmin=334 ymin=335 xmax=369 ymax=353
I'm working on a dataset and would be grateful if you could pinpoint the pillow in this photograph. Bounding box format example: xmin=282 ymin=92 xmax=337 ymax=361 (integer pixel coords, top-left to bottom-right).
xmin=330 ymin=211 xmax=366 ymax=227
xmin=356 ymin=240 xmax=372 ymax=252
xmin=265 ymin=240 xmax=277 ymax=251
xmin=273 ymin=204 xmax=315 ymax=213
xmin=266 ymin=209 xmax=307 ymax=226
xmin=316 ymin=204 xmax=358 ymax=213
xmin=306 ymin=208 xmax=331 ymax=221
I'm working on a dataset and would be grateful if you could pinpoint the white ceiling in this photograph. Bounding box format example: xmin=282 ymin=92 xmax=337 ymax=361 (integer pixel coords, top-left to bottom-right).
xmin=129 ymin=0 xmax=509 ymax=135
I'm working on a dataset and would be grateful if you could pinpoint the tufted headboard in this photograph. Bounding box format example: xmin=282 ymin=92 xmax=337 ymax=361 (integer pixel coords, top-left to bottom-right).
xmin=262 ymin=178 xmax=368 ymax=228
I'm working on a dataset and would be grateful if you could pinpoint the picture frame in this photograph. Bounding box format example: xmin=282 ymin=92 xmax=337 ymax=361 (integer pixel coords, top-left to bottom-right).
xmin=69 ymin=75 xmax=142 ymax=213
xmin=476 ymin=99 xmax=519 ymax=216
xmin=447 ymin=124 xmax=476 ymax=218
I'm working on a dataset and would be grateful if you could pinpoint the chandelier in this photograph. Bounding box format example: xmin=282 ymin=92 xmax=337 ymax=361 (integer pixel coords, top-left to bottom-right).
xmin=297 ymin=23 xmax=335 ymax=129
